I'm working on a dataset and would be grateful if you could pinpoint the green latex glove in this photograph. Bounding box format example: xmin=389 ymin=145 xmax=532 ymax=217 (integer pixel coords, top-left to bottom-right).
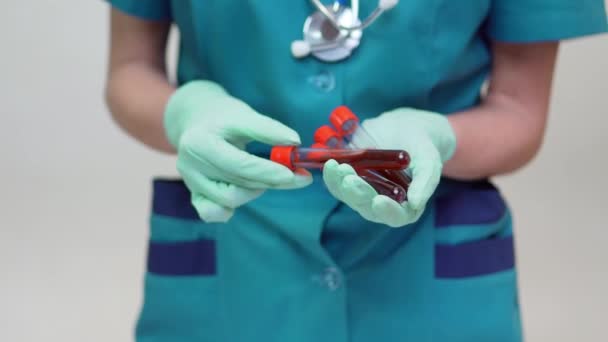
xmin=322 ymin=108 xmax=457 ymax=228
xmin=165 ymin=80 xmax=312 ymax=222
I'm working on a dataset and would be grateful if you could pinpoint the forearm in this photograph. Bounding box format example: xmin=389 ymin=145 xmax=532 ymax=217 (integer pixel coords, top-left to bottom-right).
xmin=105 ymin=63 xmax=175 ymax=154
xmin=105 ymin=8 xmax=176 ymax=154
xmin=442 ymin=95 xmax=547 ymax=180
xmin=441 ymin=41 xmax=558 ymax=180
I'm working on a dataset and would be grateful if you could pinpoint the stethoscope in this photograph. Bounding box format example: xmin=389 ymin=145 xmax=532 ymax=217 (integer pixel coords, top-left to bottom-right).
xmin=292 ymin=0 xmax=399 ymax=62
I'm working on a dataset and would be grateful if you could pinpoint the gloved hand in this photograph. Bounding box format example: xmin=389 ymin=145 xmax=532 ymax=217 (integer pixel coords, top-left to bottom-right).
xmin=323 ymin=108 xmax=457 ymax=228
xmin=164 ymin=80 xmax=312 ymax=222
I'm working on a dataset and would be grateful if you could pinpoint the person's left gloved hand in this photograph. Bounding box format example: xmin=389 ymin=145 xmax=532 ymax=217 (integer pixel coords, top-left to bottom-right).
xmin=323 ymin=108 xmax=457 ymax=228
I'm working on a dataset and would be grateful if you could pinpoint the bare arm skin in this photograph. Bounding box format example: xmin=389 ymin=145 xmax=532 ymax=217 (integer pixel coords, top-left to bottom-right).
xmin=104 ymin=8 xmax=176 ymax=154
xmin=443 ymin=41 xmax=559 ymax=180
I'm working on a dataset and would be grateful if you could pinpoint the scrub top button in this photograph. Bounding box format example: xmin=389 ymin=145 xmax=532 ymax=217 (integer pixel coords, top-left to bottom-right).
xmin=321 ymin=267 xmax=342 ymax=291
xmin=308 ymin=71 xmax=336 ymax=92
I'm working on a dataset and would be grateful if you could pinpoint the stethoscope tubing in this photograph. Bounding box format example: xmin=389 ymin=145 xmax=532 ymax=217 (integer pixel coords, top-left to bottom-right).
xmin=309 ymin=0 xmax=386 ymax=31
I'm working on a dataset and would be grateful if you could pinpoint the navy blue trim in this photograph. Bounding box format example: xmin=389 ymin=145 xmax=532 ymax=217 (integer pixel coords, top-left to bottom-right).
xmin=148 ymin=239 xmax=216 ymax=276
xmin=435 ymin=236 xmax=515 ymax=278
xmin=152 ymin=179 xmax=200 ymax=220
xmin=435 ymin=182 xmax=506 ymax=227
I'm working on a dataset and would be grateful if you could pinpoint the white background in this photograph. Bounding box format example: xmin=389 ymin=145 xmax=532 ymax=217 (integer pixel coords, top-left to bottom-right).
xmin=1 ymin=1 xmax=607 ymax=341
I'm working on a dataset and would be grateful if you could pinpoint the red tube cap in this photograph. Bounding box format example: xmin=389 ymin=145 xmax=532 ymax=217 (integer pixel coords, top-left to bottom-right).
xmin=314 ymin=125 xmax=341 ymax=145
xmin=330 ymin=106 xmax=359 ymax=135
xmin=270 ymin=146 xmax=296 ymax=170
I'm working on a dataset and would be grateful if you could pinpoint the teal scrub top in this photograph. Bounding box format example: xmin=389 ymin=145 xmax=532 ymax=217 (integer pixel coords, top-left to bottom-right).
xmin=106 ymin=0 xmax=607 ymax=151
xmin=106 ymin=3 xmax=606 ymax=341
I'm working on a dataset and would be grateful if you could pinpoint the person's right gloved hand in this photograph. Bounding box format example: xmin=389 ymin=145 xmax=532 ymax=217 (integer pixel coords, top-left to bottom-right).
xmin=164 ymin=80 xmax=312 ymax=222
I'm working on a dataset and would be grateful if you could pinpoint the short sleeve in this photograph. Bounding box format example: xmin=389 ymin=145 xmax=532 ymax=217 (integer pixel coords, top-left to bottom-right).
xmin=487 ymin=0 xmax=608 ymax=42
xmin=106 ymin=0 xmax=172 ymax=21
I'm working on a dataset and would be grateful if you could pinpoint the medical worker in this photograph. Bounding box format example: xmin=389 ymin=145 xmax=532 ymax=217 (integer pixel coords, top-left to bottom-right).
xmin=104 ymin=1 xmax=607 ymax=341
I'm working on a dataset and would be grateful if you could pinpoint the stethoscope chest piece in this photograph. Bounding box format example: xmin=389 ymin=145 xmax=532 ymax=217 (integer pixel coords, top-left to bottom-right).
xmin=302 ymin=5 xmax=362 ymax=62
xmin=292 ymin=0 xmax=398 ymax=62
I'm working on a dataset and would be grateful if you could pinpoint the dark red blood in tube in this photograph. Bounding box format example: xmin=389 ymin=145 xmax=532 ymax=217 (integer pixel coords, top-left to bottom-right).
xmin=271 ymin=146 xmax=410 ymax=171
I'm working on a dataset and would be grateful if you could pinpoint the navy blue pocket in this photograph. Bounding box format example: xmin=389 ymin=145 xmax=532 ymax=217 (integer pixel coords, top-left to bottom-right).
xmin=435 ymin=181 xmax=506 ymax=228
xmin=430 ymin=181 xmax=522 ymax=341
xmin=135 ymin=179 xmax=221 ymax=341
xmin=435 ymin=235 xmax=515 ymax=278
xmin=152 ymin=179 xmax=200 ymax=220
xmin=147 ymin=179 xmax=219 ymax=276
xmin=147 ymin=239 xmax=217 ymax=276
xmin=433 ymin=180 xmax=515 ymax=279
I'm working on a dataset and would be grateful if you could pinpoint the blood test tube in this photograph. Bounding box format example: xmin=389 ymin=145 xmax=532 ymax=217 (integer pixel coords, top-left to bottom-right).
xmin=314 ymin=126 xmax=409 ymax=201
xmin=314 ymin=125 xmax=344 ymax=148
xmin=376 ymin=169 xmax=411 ymax=193
xmin=329 ymin=105 xmax=379 ymax=147
xmin=310 ymin=142 xmax=407 ymax=203
xmin=311 ymin=142 xmax=330 ymax=149
xmin=270 ymin=146 xmax=410 ymax=171
xmin=359 ymin=169 xmax=407 ymax=203
xmin=329 ymin=106 xmax=413 ymax=188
